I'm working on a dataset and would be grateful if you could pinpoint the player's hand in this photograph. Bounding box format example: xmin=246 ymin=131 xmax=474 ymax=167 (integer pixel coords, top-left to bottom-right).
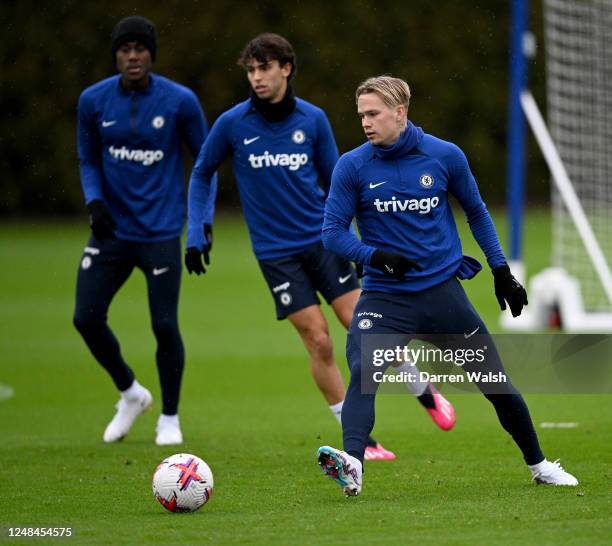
xmin=185 ymin=246 xmax=210 ymax=275
xmin=492 ymin=264 xmax=528 ymax=317
xmin=370 ymin=249 xmax=422 ymax=280
xmin=204 ymin=224 xmax=213 ymax=252
xmin=87 ymin=199 xmax=116 ymax=241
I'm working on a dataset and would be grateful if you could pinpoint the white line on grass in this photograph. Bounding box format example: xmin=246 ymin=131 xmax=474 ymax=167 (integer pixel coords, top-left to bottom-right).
xmin=540 ymin=422 xmax=579 ymax=429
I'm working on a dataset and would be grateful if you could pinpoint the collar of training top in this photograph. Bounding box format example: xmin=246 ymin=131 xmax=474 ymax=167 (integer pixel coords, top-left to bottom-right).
xmin=117 ymin=72 xmax=156 ymax=95
xmin=371 ymin=121 xmax=424 ymax=159
xmin=249 ymin=85 xmax=296 ymax=122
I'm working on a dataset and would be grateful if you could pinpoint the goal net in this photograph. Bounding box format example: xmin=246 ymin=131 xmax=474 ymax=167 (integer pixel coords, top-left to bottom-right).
xmin=545 ymin=0 xmax=612 ymax=312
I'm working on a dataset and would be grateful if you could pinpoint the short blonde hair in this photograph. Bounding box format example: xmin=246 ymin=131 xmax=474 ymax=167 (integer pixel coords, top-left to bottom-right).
xmin=355 ymin=75 xmax=411 ymax=110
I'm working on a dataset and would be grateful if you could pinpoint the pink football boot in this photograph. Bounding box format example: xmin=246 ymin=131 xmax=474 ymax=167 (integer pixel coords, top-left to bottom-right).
xmin=426 ymin=385 xmax=455 ymax=431
xmin=364 ymin=442 xmax=396 ymax=461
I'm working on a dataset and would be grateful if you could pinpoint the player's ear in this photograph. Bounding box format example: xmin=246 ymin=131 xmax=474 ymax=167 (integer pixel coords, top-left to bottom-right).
xmin=395 ymin=104 xmax=405 ymax=120
xmin=280 ymin=62 xmax=292 ymax=78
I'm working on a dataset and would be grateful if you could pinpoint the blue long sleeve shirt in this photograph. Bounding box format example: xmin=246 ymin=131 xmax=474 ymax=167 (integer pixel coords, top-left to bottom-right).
xmin=322 ymin=122 xmax=506 ymax=293
xmin=187 ymin=97 xmax=339 ymax=258
xmin=77 ymin=73 xmax=217 ymax=242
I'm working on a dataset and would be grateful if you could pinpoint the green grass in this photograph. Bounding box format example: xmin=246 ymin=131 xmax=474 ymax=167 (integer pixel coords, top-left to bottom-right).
xmin=0 ymin=213 xmax=610 ymax=545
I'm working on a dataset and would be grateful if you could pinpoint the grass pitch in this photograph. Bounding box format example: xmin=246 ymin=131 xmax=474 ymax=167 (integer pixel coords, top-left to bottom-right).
xmin=0 ymin=213 xmax=610 ymax=545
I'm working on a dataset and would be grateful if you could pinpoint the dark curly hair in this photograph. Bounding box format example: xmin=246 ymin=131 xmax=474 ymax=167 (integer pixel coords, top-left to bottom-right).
xmin=237 ymin=33 xmax=297 ymax=80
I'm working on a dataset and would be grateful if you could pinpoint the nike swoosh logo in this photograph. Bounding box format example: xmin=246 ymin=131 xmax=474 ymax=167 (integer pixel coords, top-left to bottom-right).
xmin=243 ymin=136 xmax=260 ymax=145
xmin=102 ymin=120 xmax=117 ymax=127
xmin=464 ymin=326 xmax=480 ymax=338
xmin=153 ymin=267 xmax=169 ymax=276
xmin=385 ymin=265 xmax=394 ymax=274
xmin=339 ymin=274 xmax=353 ymax=284
xmin=369 ymin=181 xmax=387 ymax=189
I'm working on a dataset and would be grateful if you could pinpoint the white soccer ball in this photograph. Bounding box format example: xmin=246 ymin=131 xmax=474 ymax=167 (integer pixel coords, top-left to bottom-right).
xmin=152 ymin=453 xmax=214 ymax=513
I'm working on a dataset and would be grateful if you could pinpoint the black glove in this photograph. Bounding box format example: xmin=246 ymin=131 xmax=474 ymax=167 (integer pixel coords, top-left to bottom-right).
xmin=492 ymin=264 xmax=528 ymax=317
xmin=185 ymin=246 xmax=210 ymax=275
xmin=185 ymin=223 xmax=213 ymax=275
xmin=204 ymin=224 xmax=213 ymax=252
xmin=87 ymin=199 xmax=116 ymax=241
xmin=370 ymin=249 xmax=422 ymax=280
xmin=354 ymin=262 xmax=363 ymax=279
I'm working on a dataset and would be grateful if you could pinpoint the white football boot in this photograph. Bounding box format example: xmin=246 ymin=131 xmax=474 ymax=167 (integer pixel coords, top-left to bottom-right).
xmin=155 ymin=414 xmax=183 ymax=446
xmin=529 ymin=459 xmax=579 ymax=486
xmin=317 ymin=446 xmax=363 ymax=496
xmin=103 ymin=385 xmax=153 ymax=443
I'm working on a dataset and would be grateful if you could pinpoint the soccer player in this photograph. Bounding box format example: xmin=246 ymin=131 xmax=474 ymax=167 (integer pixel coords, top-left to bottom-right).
xmin=186 ymin=34 xmax=454 ymax=461
xmin=73 ymin=16 xmax=216 ymax=445
xmin=317 ymin=75 xmax=579 ymax=495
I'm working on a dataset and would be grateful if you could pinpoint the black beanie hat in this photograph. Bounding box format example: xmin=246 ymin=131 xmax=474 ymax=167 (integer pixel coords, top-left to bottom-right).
xmin=111 ymin=16 xmax=157 ymax=61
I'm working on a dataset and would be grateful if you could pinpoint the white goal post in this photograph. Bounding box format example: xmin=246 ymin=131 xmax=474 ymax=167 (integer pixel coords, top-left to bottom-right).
xmin=503 ymin=0 xmax=612 ymax=332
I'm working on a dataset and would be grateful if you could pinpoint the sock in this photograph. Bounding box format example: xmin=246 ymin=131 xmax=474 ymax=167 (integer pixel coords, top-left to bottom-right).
xmin=120 ymin=379 xmax=144 ymax=401
xmin=528 ymin=458 xmax=548 ymax=475
xmin=416 ymin=384 xmax=436 ymax=409
xmin=393 ymin=362 xmax=428 ymax=396
xmin=329 ymin=400 xmax=344 ymax=425
xmin=158 ymin=414 xmax=180 ymax=427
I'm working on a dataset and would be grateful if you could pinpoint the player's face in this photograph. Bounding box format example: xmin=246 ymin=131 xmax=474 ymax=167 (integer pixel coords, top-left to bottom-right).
xmin=357 ymin=93 xmax=406 ymax=146
xmin=245 ymin=59 xmax=292 ymax=103
xmin=116 ymin=41 xmax=152 ymax=88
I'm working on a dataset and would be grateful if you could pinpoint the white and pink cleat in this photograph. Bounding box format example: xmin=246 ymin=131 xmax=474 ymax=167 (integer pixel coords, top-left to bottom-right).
xmin=317 ymin=445 xmax=363 ymax=496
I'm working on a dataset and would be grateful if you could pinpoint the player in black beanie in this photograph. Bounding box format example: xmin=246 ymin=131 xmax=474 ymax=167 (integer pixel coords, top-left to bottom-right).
xmin=74 ymin=13 xmax=216 ymax=446
xmin=110 ymin=16 xmax=157 ymax=91
xmin=111 ymin=16 xmax=157 ymax=62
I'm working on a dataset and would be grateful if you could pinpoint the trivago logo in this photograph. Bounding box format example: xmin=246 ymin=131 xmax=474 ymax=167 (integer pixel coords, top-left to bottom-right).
xmin=108 ymin=145 xmax=164 ymax=166
xmin=374 ymin=196 xmax=440 ymax=214
xmin=248 ymin=151 xmax=308 ymax=171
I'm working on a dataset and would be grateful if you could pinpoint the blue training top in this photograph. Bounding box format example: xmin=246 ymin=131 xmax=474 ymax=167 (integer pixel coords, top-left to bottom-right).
xmin=187 ymin=97 xmax=339 ymax=259
xmin=77 ymin=73 xmax=217 ymax=242
xmin=322 ymin=122 xmax=506 ymax=293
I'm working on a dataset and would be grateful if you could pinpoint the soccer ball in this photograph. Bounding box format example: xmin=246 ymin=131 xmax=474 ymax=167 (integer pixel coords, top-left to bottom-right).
xmin=152 ymin=453 xmax=214 ymax=513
